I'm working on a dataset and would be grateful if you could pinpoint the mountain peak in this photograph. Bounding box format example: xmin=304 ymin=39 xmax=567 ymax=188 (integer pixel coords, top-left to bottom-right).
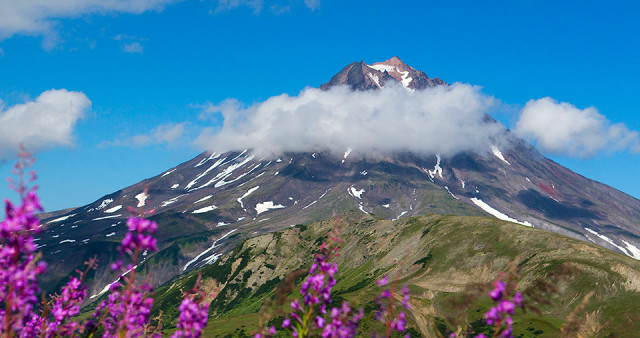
xmin=376 ymin=56 xmax=411 ymax=69
xmin=320 ymin=57 xmax=446 ymax=91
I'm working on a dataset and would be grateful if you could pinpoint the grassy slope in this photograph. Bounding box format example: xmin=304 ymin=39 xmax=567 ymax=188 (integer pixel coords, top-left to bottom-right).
xmin=152 ymin=214 xmax=640 ymax=337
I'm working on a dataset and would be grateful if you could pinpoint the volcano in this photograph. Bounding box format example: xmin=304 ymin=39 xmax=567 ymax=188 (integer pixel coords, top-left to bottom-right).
xmin=36 ymin=57 xmax=640 ymax=300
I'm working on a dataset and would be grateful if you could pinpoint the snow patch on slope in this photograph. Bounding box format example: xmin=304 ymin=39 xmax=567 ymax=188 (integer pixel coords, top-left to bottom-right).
xmin=199 ymin=155 xmax=255 ymax=190
xmin=104 ymin=205 xmax=122 ymax=213
xmin=444 ymin=186 xmax=459 ymax=200
xmin=342 ymin=148 xmax=352 ymax=163
xmin=303 ymin=188 xmax=332 ymax=209
xmin=427 ymin=154 xmax=443 ymax=179
xmin=194 ymin=195 xmax=213 ymax=204
xmin=255 ymin=201 xmax=285 ymax=215
xmin=194 ymin=152 xmax=219 ymax=168
xmin=97 ymin=199 xmax=113 ymax=210
xmin=367 ymin=73 xmax=381 ymax=88
xmin=183 ymin=229 xmax=237 ymax=271
xmin=470 ymin=198 xmax=532 ymax=227
xmin=135 ymin=192 xmax=147 ymax=207
xmin=491 ymin=145 xmax=511 ymax=165
xmin=185 ymin=157 xmax=227 ymax=190
xmin=214 ymin=161 xmax=260 ymax=188
xmin=348 ymin=186 xmax=365 ymax=199
xmin=161 ymin=168 xmax=176 ymax=177
xmin=585 ymin=228 xmax=633 ymax=258
xmin=93 ymin=214 xmax=122 ymax=221
xmin=358 ymin=203 xmax=368 ymax=214
xmin=192 ymin=205 xmax=218 ymax=214
xmin=238 ymin=186 xmax=259 ymax=209
xmin=368 ymin=63 xmax=395 ymax=73
xmin=392 ymin=211 xmax=408 ymax=221
xmin=621 ymin=240 xmax=640 ymax=260
xmin=161 ymin=195 xmax=185 ymax=208
xmin=47 ymin=214 xmax=76 ymax=224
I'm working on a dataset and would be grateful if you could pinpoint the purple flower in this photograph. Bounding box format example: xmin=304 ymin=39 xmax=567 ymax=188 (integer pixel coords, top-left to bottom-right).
xmin=484 ymin=276 xmax=520 ymax=338
xmin=172 ymin=296 xmax=209 ymax=338
xmin=489 ymin=280 xmax=507 ymax=301
xmin=376 ymin=275 xmax=389 ymax=286
xmin=485 ymin=307 xmax=500 ymax=325
xmin=0 ymin=154 xmax=46 ymax=334
xmin=391 ymin=312 xmax=406 ymax=332
xmin=121 ymin=216 xmax=158 ymax=254
xmin=401 ymin=285 xmax=411 ymax=309
xmin=513 ymin=292 xmax=523 ymax=307
xmin=497 ymin=300 xmax=514 ymax=315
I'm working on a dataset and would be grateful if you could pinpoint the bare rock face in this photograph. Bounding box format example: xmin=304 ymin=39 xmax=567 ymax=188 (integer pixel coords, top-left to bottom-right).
xmin=320 ymin=56 xmax=446 ymax=91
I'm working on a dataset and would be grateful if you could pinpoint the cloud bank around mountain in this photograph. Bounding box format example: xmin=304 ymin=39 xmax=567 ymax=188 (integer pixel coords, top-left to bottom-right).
xmin=0 ymin=89 xmax=90 ymax=159
xmin=196 ymin=83 xmax=506 ymax=157
xmin=515 ymin=97 xmax=640 ymax=158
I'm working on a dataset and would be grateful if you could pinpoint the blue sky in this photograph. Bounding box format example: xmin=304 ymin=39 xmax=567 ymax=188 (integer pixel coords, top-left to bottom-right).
xmin=1 ymin=0 xmax=639 ymax=211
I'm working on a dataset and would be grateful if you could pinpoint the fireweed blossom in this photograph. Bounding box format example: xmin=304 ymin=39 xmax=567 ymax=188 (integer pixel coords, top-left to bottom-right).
xmin=172 ymin=274 xmax=215 ymax=338
xmin=280 ymin=224 xmax=364 ymax=337
xmin=0 ymin=148 xmax=47 ymax=335
xmin=484 ymin=277 xmax=523 ymax=338
xmin=89 ymin=193 xmax=161 ymax=338
xmin=0 ymin=150 xmax=211 ymax=338
xmin=25 ymin=258 xmax=97 ymax=337
xmin=373 ymin=275 xmax=411 ymax=337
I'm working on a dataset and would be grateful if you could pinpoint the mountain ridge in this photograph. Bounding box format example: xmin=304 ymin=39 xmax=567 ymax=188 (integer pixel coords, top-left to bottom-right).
xmin=320 ymin=56 xmax=446 ymax=91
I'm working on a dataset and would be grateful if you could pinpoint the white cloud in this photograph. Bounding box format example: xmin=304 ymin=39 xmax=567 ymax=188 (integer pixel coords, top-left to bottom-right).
xmin=215 ymin=0 xmax=319 ymax=14
xmin=216 ymin=0 xmax=264 ymax=14
xmin=304 ymin=0 xmax=320 ymax=10
xmin=0 ymin=89 xmax=91 ymax=158
xmin=122 ymin=41 xmax=144 ymax=54
xmin=270 ymin=4 xmax=291 ymax=15
xmin=515 ymin=97 xmax=640 ymax=157
xmin=104 ymin=122 xmax=187 ymax=147
xmin=0 ymin=0 xmax=177 ymax=44
xmin=196 ymin=83 xmax=505 ymax=157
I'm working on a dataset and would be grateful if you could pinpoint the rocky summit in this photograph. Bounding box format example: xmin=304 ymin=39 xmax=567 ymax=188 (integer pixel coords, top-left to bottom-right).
xmin=320 ymin=56 xmax=446 ymax=91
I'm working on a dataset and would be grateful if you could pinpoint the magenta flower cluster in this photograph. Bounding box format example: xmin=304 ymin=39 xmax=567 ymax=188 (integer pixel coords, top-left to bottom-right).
xmin=91 ymin=213 xmax=159 ymax=337
xmin=0 ymin=190 xmax=45 ymax=333
xmin=280 ymin=227 xmax=367 ymax=338
xmin=0 ymin=150 xmax=48 ymax=335
xmin=374 ymin=275 xmax=411 ymax=337
xmin=484 ymin=278 xmax=523 ymax=338
xmin=0 ymin=150 xmax=217 ymax=337
xmin=319 ymin=301 xmax=364 ymax=337
xmin=279 ymin=224 xmax=414 ymax=338
xmin=172 ymin=275 xmax=211 ymax=338
xmin=122 ymin=214 xmax=158 ymax=254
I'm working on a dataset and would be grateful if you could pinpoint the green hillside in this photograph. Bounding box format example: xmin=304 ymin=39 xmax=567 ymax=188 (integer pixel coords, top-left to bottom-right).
xmin=151 ymin=214 xmax=640 ymax=337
